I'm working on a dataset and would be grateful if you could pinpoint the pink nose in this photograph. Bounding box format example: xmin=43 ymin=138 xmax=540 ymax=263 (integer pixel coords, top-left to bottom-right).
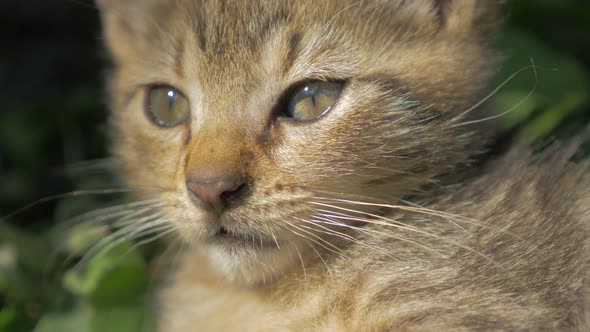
xmin=186 ymin=176 xmax=246 ymax=212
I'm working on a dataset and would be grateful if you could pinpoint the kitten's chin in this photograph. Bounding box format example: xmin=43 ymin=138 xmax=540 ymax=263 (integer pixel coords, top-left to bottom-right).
xmin=204 ymin=240 xmax=301 ymax=286
xmin=174 ymin=210 xmax=305 ymax=285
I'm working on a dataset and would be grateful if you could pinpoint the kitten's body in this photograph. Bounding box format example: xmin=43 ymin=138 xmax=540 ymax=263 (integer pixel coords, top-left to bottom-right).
xmin=96 ymin=0 xmax=590 ymax=330
xmin=162 ymin=147 xmax=590 ymax=331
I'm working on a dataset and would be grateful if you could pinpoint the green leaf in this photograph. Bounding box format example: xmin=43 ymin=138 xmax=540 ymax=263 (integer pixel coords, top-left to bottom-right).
xmin=520 ymin=92 xmax=589 ymax=142
xmin=63 ymin=243 xmax=148 ymax=303
xmin=33 ymin=308 xmax=90 ymax=332
xmin=0 ymin=308 xmax=21 ymax=332
xmin=0 ymin=307 xmax=34 ymax=332
xmin=0 ymin=308 xmax=18 ymax=329
xmin=89 ymin=306 xmax=144 ymax=332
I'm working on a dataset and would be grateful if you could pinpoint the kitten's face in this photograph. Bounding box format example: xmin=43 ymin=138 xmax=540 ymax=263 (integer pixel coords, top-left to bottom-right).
xmin=98 ymin=0 xmax=499 ymax=284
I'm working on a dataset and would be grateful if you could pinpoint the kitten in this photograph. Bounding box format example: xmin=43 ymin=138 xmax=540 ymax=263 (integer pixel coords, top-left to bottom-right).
xmin=96 ymin=0 xmax=590 ymax=330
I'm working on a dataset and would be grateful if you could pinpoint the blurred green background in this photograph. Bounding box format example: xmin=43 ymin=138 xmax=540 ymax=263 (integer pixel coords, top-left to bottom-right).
xmin=0 ymin=0 xmax=589 ymax=331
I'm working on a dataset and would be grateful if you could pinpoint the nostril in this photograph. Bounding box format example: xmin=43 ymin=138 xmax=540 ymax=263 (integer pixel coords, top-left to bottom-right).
xmin=220 ymin=182 xmax=247 ymax=204
xmin=186 ymin=176 xmax=248 ymax=212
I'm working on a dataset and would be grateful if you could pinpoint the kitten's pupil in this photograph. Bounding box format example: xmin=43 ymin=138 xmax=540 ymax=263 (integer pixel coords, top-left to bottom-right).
xmin=145 ymin=85 xmax=190 ymax=128
xmin=167 ymin=90 xmax=175 ymax=112
xmin=284 ymin=81 xmax=343 ymax=121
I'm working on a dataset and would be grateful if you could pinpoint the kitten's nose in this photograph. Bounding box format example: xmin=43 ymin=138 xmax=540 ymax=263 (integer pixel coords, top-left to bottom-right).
xmin=186 ymin=175 xmax=246 ymax=213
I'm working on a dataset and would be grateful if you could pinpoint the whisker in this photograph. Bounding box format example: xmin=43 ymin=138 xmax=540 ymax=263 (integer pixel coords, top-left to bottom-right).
xmin=1 ymin=188 xmax=168 ymax=222
xmin=293 ymin=202 xmax=446 ymax=257
xmin=73 ymin=222 xmax=172 ymax=271
xmin=72 ymin=224 xmax=175 ymax=275
xmin=311 ymin=214 xmax=446 ymax=257
xmin=319 ymin=204 xmax=471 ymax=233
xmin=269 ymin=230 xmax=281 ymax=250
xmin=310 ymin=244 xmax=333 ymax=281
xmin=110 ymin=206 xmax=167 ymax=228
xmin=452 ymin=60 xmax=538 ymax=123
xmin=315 ymin=197 xmax=471 ymax=224
xmin=288 ymin=239 xmax=308 ymax=283
xmin=283 ymin=220 xmax=348 ymax=259
xmin=123 ymin=226 xmax=176 ymax=256
xmin=312 ymin=202 xmax=449 ymax=240
xmin=284 ymin=219 xmax=343 ymax=253
xmin=398 ymin=199 xmax=466 ymax=231
xmin=451 ymin=59 xmax=539 ymax=128
xmin=56 ymin=204 xmax=167 ymax=258
xmin=60 ymin=199 xmax=164 ymax=228
xmin=313 ymin=203 xmax=516 ymax=277
xmin=75 ymin=213 xmax=169 ymax=267
xmin=60 ymin=157 xmax=116 ymax=175
xmin=298 ymin=222 xmax=393 ymax=258
xmin=315 ymin=197 xmax=523 ymax=240
xmin=295 ymin=216 xmax=358 ymax=243
xmin=297 ymin=214 xmax=405 ymax=257
xmin=310 ymin=189 xmax=391 ymax=205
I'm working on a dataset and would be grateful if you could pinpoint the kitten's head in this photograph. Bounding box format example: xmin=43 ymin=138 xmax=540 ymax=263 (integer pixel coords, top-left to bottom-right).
xmin=97 ymin=0 xmax=501 ymax=284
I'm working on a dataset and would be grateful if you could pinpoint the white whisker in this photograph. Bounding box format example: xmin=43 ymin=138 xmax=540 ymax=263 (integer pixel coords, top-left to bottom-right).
xmin=311 ymin=214 xmax=446 ymax=257
xmin=451 ymin=59 xmax=539 ymax=128
xmin=288 ymin=240 xmax=308 ymax=283
xmin=310 ymin=245 xmax=333 ymax=281
xmin=1 ymin=188 xmax=169 ymax=222
xmin=284 ymin=219 xmax=342 ymax=253
xmin=315 ymin=197 xmax=523 ymax=239
xmin=284 ymin=220 xmax=348 ymax=259
xmin=76 ymin=213 xmax=169 ymax=267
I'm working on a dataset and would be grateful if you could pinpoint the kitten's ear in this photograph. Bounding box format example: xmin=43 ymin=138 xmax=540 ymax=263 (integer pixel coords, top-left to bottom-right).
xmin=95 ymin=0 xmax=152 ymax=63
xmin=438 ymin=0 xmax=503 ymax=36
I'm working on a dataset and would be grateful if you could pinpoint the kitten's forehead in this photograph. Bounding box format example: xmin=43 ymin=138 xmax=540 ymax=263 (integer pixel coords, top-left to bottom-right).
xmin=101 ymin=0 xmax=499 ymax=74
xmin=173 ymin=0 xmax=441 ymax=96
xmin=183 ymin=0 xmax=438 ymax=58
xmin=188 ymin=1 xmax=291 ymax=56
xmin=181 ymin=1 xmax=295 ymax=95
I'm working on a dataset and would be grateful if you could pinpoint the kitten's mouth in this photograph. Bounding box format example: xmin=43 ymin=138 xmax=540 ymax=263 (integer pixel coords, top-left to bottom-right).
xmin=207 ymin=226 xmax=279 ymax=251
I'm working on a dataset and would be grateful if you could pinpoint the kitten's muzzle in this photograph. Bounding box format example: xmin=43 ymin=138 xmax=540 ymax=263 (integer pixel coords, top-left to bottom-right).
xmin=186 ymin=175 xmax=248 ymax=213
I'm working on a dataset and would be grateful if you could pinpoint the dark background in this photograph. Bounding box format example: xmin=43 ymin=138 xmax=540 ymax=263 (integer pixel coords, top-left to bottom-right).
xmin=0 ymin=1 xmax=106 ymax=219
xmin=0 ymin=0 xmax=589 ymax=331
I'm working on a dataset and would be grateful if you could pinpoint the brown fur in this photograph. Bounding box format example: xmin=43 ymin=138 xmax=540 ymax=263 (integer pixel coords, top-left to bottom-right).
xmin=96 ymin=0 xmax=590 ymax=330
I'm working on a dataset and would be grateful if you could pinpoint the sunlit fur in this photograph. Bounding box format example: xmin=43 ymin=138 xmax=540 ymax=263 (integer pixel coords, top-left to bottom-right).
xmin=95 ymin=0 xmax=590 ymax=330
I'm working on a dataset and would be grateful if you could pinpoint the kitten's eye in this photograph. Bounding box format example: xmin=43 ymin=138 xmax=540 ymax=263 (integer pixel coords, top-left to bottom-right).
xmin=284 ymin=81 xmax=343 ymax=121
xmin=145 ymin=85 xmax=190 ymax=127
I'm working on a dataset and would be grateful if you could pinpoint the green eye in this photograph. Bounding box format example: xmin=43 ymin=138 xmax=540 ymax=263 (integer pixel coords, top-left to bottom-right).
xmin=284 ymin=81 xmax=343 ymax=121
xmin=145 ymin=85 xmax=190 ymax=127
